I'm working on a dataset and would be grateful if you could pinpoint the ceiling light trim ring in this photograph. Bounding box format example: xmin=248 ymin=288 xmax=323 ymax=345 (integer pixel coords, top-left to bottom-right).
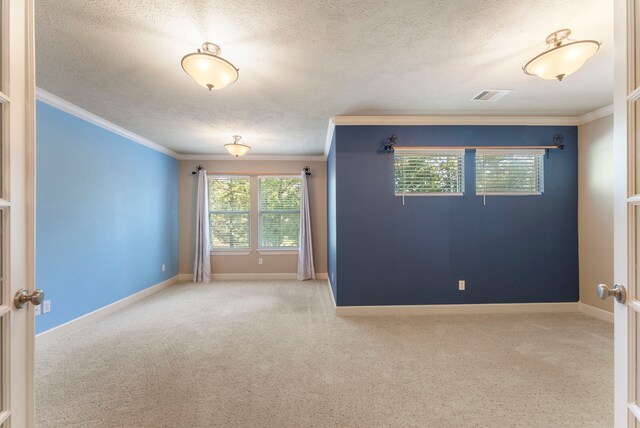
xmin=545 ymin=28 xmax=572 ymax=46
xmin=200 ymin=42 xmax=222 ymax=56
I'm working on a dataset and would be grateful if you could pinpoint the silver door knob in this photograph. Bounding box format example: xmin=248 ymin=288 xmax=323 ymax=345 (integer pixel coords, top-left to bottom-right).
xmin=14 ymin=289 xmax=45 ymax=309
xmin=597 ymin=283 xmax=626 ymax=304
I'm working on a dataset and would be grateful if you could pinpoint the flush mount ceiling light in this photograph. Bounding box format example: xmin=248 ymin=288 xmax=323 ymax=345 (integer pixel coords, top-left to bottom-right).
xmin=224 ymin=135 xmax=250 ymax=157
xmin=523 ymin=29 xmax=600 ymax=81
xmin=181 ymin=42 xmax=239 ymax=91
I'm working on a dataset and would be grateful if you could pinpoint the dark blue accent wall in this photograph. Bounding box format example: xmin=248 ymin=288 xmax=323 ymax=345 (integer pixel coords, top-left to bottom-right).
xmin=36 ymin=101 xmax=179 ymax=333
xmin=331 ymin=125 xmax=578 ymax=307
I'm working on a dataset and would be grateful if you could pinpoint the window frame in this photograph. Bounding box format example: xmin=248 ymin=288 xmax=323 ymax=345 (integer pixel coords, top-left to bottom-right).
xmin=475 ymin=149 xmax=545 ymax=196
xmin=394 ymin=149 xmax=465 ymax=197
xmin=257 ymin=175 xmax=301 ymax=251
xmin=207 ymin=175 xmax=252 ymax=253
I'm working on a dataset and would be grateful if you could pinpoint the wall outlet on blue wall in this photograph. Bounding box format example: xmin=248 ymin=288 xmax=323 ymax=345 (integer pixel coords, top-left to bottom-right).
xmin=162 ymin=264 xmax=166 ymax=272
xmin=43 ymin=300 xmax=51 ymax=313
xmin=458 ymin=280 xmax=465 ymax=291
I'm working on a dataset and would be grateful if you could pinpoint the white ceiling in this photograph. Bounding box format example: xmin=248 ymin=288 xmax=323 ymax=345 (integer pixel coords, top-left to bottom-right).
xmin=35 ymin=0 xmax=613 ymax=156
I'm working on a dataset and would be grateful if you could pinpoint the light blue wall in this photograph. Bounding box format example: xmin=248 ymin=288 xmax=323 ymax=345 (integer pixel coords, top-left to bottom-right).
xmin=36 ymin=101 xmax=179 ymax=333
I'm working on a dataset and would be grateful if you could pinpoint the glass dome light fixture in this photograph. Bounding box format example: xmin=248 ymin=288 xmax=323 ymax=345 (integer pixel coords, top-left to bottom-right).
xmin=181 ymin=42 xmax=239 ymax=91
xmin=523 ymin=29 xmax=600 ymax=82
xmin=224 ymin=135 xmax=251 ymax=157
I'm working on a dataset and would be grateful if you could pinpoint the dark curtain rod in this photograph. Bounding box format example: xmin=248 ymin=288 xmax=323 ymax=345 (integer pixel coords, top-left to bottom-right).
xmin=383 ymin=134 xmax=566 ymax=153
xmin=393 ymin=145 xmax=563 ymax=150
xmin=192 ymin=165 xmax=311 ymax=176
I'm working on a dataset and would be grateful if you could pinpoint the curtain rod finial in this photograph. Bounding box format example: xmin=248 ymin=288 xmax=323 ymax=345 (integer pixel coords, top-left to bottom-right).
xmin=384 ymin=135 xmax=398 ymax=159
xmin=303 ymin=166 xmax=311 ymax=176
xmin=553 ymin=134 xmax=565 ymax=149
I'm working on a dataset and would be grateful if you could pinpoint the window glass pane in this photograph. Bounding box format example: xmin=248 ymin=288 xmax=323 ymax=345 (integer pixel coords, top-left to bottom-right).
xmin=476 ymin=151 xmax=544 ymax=194
xmin=0 ymin=103 xmax=4 ymax=198
xmin=0 ymin=210 xmax=2 ymax=304
xmin=636 ymin=206 xmax=640 ymax=406
xmin=0 ymin=316 xmax=3 ymax=413
xmin=259 ymin=177 xmax=301 ymax=248
xmin=634 ymin=0 xmax=640 ymax=92
xmin=394 ymin=152 xmax=464 ymax=194
xmin=260 ymin=213 xmax=300 ymax=248
xmin=259 ymin=178 xmax=300 ymax=210
xmin=210 ymin=213 xmax=250 ymax=249
xmin=636 ymin=205 xmax=640 ymax=302
xmin=0 ymin=1 xmax=3 ymax=90
xmin=636 ymin=311 xmax=640 ymax=407
xmin=633 ymin=100 xmax=640 ymax=195
xmin=208 ymin=177 xmax=250 ymax=249
xmin=208 ymin=177 xmax=250 ymax=211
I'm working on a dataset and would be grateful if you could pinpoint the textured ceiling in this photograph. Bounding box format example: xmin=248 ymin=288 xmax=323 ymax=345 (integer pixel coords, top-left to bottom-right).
xmin=35 ymin=0 xmax=613 ymax=156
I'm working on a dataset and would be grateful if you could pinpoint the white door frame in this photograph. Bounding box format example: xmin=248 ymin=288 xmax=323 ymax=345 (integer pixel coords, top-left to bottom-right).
xmin=614 ymin=0 xmax=634 ymax=426
xmin=2 ymin=0 xmax=37 ymax=426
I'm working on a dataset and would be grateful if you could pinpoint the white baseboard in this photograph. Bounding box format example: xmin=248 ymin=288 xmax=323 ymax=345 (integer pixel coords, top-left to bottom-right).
xmin=334 ymin=302 xmax=580 ymax=316
xmin=578 ymin=302 xmax=614 ymax=323
xmin=211 ymin=273 xmax=297 ymax=280
xmin=182 ymin=272 xmax=330 ymax=281
xmin=37 ymin=275 xmax=180 ymax=344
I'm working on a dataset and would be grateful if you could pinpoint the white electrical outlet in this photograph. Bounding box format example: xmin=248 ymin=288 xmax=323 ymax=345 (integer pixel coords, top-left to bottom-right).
xmin=258 ymin=258 xmax=263 ymax=265
xmin=458 ymin=280 xmax=465 ymax=291
xmin=34 ymin=304 xmax=41 ymax=316
xmin=161 ymin=264 xmax=166 ymax=272
xmin=43 ymin=300 xmax=51 ymax=313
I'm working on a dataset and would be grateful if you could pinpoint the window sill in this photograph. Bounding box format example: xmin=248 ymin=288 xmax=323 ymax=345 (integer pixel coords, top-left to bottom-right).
xmin=477 ymin=192 xmax=542 ymax=196
xmin=210 ymin=250 xmax=252 ymax=256
xmin=395 ymin=193 xmax=464 ymax=197
xmin=256 ymin=249 xmax=299 ymax=255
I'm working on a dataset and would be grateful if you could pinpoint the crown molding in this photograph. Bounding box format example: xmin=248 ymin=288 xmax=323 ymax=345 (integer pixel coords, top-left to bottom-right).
xmin=576 ymin=104 xmax=614 ymax=125
xmin=177 ymin=154 xmax=326 ymax=161
xmin=37 ymin=88 xmax=612 ymax=162
xmin=36 ymin=88 xmax=180 ymax=159
xmin=331 ymin=115 xmax=581 ymax=126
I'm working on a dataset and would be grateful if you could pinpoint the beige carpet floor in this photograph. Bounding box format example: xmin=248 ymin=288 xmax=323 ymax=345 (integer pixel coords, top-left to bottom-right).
xmin=36 ymin=280 xmax=613 ymax=427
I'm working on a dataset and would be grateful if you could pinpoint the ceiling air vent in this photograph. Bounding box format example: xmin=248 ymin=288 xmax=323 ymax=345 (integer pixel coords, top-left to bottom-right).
xmin=470 ymin=89 xmax=512 ymax=102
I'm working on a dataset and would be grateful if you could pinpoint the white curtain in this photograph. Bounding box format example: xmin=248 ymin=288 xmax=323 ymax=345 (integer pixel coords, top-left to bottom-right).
xmin=297 ymin=170 xmax=316 ymax=280
xmin=193 ymin=169 xmax=211 ymax=282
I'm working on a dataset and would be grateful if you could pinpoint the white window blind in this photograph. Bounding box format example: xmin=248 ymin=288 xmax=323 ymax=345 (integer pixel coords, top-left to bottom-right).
xmin=476 ymin=149 xmax=545 ymax=195
xmin=208 ymin=176 xmax=251 ymax=249
xmin=394 ymin=149 xmax=465 ymax=195
xmin=258 ymin=177 xmax=301 ymax=249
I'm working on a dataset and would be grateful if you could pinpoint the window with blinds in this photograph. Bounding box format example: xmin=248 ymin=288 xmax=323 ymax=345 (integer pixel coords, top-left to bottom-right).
xmin=394 ymin=149 xmax=465 ymax=195
xmin=208 ymin=176 xmax=251 ymax=249
xmin=476 ymin=149 xmax=545 ymax=195
xmin=258 ymin=177 xmax=301 ymax=249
